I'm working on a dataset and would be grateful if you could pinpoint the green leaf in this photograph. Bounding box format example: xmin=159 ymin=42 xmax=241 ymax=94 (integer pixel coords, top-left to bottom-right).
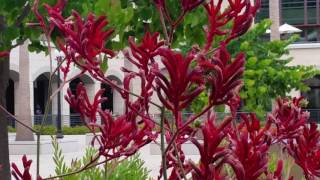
xmin=100 ymin=58 xmax=109 ymax=74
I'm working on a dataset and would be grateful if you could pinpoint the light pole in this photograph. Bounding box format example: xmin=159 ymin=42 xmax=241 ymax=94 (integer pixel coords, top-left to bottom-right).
xmin=56 ymin=50 xmax=64 ymax=139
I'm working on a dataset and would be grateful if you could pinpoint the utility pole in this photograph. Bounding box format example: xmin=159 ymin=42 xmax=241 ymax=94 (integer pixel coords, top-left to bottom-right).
xmin=56 ymin=56 xmax=63 ymax=138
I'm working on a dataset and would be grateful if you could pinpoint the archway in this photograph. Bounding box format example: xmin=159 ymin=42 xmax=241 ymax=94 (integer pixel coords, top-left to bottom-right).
xmin=101 ymin=75 xmax=123 ymax=116
xmin=69 ymin=74 xmax=94 ymax=126
xmin=303 ymin=75 xmax=320 ymax=123
xmin=6 ymin=70 xmax=19 ymax=127
xmin=6 ymin=79 xmax=15 ymax=127
xmin=101 ymin=83 xmax=113 ymax=112
xmin=33 ymin=73 xmax=51 ymax=125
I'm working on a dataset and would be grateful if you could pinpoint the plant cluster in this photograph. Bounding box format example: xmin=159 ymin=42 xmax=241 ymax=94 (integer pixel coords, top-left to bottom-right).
xmin=10 ymin=0 xmax=320 ymax=180
xmin=52 ymin=137 xmax=150 ymax=180
xmin=8 ymin=125 xmax=97 ymax=135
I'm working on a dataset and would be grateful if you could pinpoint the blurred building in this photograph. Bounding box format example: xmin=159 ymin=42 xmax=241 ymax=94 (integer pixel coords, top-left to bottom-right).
xmin=5 ymin=0 xmax=320 ymax=127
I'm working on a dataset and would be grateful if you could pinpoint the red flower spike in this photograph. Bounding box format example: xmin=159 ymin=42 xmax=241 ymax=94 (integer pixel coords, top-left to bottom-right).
xmin=65 ymin=83 xmax=106 ymax=124
xmin=187 ymin=114 xmax=245 ymax=180
xmin=269 ymin=97 xmax=309 ymax=143
xmin=230 ymin=113 xmax=272 ymax=180
xmin=157 ymin=123 xmax=197 ymax=180
xmin=0 ymin=51 xmax=9 ymax=58
xmin=65 ymin=83 xmax=157 ymax=161
xmin=287 ymin=122 xmax=320 ymax=179
xmin=199 ymin=44 xmax=245 ymax=106
xmin=273 ymin=160 xmax=284 ymax=179
xmin=43 ymin=0 xmax=66 ymax=31
xmin=155 ymin=48 xmax=205 ymax=112
xmin=45 ymin=8 xmax=114 ymax=80
xmin=124 ymin=32 xmax=164 ymax=75
xmin=43 ymin=0 xmax=66 ymax=14
xmin=181 ymin=0 xmax=205 ymax=12
xmin=11 ymin=155 xmax=42 ymax=180
xmin=203 ymin=0 xmax=260 ymax=53
xmin=153 ymin=0 xmax=165 ymax=8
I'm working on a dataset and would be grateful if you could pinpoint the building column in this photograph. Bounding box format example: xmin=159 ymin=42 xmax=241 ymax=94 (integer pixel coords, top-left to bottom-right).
xmin=16 ymin=41 xmax=34 ymax=141
xmin=269 ymin=0 xmax=281 ymax=40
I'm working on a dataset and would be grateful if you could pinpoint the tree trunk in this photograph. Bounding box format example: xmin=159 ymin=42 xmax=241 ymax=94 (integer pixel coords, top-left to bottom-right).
xmin=0 ymin=57 xmax=11 ymax=179
xmin=269 ymin=0 xmax=281 ymax=40
xmin=16 ymin=41 xmax=34 ymax=141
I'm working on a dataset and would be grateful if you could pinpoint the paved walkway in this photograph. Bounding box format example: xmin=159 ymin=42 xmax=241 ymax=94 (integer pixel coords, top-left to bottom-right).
xmin=9 ymin=134 xmax=200 ymax=179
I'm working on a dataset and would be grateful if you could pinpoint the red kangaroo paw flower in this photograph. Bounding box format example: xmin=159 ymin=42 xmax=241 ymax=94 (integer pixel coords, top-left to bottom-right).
xmin=269 ymin=97 xmax=309 ymax=143
xmin=45 ymin=9 xmax=114 ymax=80
xmin=188 ymin=114 xmax=245 ymax=180
xmin=124 ymin=32 xmax=164 ymax=75
xmin=230 ymin=113 xmax=272 ymax=180
xmin=203 ymin=0 xmax=260 ymax=52
xmin=0 ymin=51 xmax=9 ymax=58
xmin=11 ymin=155 xmax=42 ymax=180
xmin=199 ymin=43 xmax=245 ymax=106
xmin=155 ymin=48 xmax=205 ymax=112
xmin=181 ymin=0 xmax=205 ymax=12
xmin=65 ymin=83 xmax=157 ymax=161
xmin=287 ymin=122 xmax=320 ymax=179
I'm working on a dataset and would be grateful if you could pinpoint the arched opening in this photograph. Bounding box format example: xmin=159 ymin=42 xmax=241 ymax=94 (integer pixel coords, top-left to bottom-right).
xmin=6 ymin=79 xmax=15 ymax=127
xmin=69 ymin=78 xmax=82 ymax=126
xmin=101 ymin=75 xmax=123 ymax=116
xmin=69 ymin=74 xmax=95 ymax=126
xmin=303 ymin=75 xmax=320 ymax=123
xmin=6 ymin=79 xmax=15 ymax=115
xmin=101 ymin=83 xmax=113 ymax=112
xmin=33 ymin=73 xmax=51 ymax=125
xmin=6 ymin=70 xmax=19 ymax=127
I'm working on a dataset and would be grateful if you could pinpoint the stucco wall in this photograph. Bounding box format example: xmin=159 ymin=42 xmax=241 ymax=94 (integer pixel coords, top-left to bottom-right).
xmin=8 ymin=44 xmax=126 ymax=126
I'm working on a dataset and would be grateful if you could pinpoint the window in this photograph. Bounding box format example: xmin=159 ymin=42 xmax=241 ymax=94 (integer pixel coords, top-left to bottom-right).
xmin=281 ymin=0 xmax=305 ymax=25
xmin=255 ymin=0 xmax=320 ymax=42
xmin=255 ymin=0 xmax=269 ymax=22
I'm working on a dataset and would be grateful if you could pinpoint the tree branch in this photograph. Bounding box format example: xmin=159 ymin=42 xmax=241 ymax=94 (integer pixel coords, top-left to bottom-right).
xmin=15 ymin=1 xmax=31 ymax=27
xmin=0 ymin=104 xmax=37 ymax=133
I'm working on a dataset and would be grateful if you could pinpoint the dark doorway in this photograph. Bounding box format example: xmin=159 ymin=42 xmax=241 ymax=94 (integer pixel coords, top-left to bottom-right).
xmin=6 ymin=79 xmax=15 ymax=127
xmin=101 ymin=83 xmax=113 ymax=112
xmin=69 ymin=78 xmax=83 ymax=126
xmin=34 ymin=74 xmax=50 ymax=125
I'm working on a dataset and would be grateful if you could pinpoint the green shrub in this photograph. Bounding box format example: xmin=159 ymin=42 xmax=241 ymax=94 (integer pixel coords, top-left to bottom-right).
xmin=8 ymin=126 xmax=16 ymax=133
xmin=62 ymin=126 xmax=92 ymax=135
xmin=52 ymin=137 xmax=150 ymax=180
xmin=7 ymin=125 xmax=96 ymax=135
xmin=34 ymin=125 xmax=56 ymax=135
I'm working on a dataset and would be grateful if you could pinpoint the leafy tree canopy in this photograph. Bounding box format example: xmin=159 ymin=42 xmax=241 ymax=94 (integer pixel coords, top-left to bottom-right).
xmin=191 ymin=19 xmax=319 ymax=115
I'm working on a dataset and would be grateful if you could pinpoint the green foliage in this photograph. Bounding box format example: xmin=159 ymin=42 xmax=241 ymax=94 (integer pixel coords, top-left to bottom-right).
xmin=8 ymin=125 xmax=94 ymax=135
xmin=92 ymin=0 xmax=208 ymax=52
xmin=227 ymin=19 xmax=319 ymax=115
xmin=52 ymin=136 xmax=69 ymax=176
xmin=52 ymin=137 xmax=104 ymax=180
xmin=61 ymin=126 xmax=93 ymax=135
xmin=107 ymin=154 xmax=150 ymax=180
xmin=0 ymin=0 xmax=100 ymax=53
xmin=7 ymin=126 xmax=15 ymax=133
xmin=52 ymin=137 xmax=150 ymax=180
xmin=267 ymin=151 xmax=298 ymax=179
xmin=190 ymin=91 xmax=208 ymax=113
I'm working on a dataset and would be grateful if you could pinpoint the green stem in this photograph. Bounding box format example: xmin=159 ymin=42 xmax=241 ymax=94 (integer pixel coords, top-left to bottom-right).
xmin=160 ymin=106 xmax=168 ymax=180
xmin=104 ymin=157 xmax=108 ymax=180
xmin=36 ymin=32 xmax=55 ymax=178
xmin=173 ymin=142 xmax=187 ymax=180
